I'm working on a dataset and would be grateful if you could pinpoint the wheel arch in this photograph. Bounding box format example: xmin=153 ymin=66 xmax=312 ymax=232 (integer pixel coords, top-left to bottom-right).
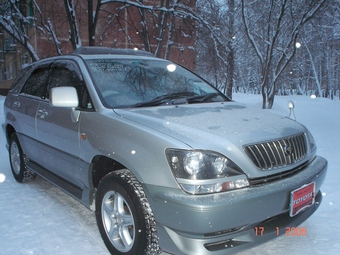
xmin=90 ymin=155 xmax=128 ymax=189
xmin=5 ymin=124 xmax=16 ymax=145
xmin=87 ymin=155 xmax=128 ymax=209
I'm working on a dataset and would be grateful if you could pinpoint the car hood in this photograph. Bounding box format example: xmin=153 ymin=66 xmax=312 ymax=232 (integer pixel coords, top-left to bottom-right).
xmin=114 ymin=102 xmax=308 ymax=178
xmin=114 ymin=102 xmax=305 ymax=149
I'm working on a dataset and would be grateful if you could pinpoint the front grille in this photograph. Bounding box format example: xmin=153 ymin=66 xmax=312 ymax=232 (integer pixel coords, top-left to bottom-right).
xmin=244 ymin=133 xmax=307 ymax=170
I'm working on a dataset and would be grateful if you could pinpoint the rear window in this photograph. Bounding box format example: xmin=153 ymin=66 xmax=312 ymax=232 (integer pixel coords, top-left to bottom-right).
xmin=9 ymin=65 xmax=33 ymax=92
xmin=20 ymin=68 xmax=50 ymax=98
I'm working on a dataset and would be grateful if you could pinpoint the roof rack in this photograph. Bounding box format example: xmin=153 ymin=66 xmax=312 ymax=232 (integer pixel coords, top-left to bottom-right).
xmin=71 ymin=47 xmax=154 ymax=57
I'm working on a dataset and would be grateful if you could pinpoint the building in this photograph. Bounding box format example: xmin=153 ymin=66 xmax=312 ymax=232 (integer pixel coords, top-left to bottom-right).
xmin=0 ymin=0 xmax=196 ymax=95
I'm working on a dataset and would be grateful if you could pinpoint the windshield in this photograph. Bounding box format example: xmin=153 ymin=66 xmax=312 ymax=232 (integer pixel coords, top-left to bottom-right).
xmin=85 ymin=58 xmax=229 ymax=108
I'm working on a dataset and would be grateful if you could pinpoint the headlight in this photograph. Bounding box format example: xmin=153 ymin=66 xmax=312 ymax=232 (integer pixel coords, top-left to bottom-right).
xmin=166 ymin=149 xmax=249 ymax=194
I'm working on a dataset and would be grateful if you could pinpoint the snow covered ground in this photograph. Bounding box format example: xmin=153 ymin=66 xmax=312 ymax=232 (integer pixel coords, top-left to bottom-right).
xmin=1 ymin=93 xmax=339 ymax=255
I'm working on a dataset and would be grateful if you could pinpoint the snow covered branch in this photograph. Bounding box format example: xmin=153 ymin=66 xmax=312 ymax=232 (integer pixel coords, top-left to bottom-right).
xmin=64 ymin=0 xmax=82 ymax=49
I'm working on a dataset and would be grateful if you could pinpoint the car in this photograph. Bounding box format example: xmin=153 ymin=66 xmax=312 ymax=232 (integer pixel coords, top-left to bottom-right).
xmin=2 ymin=47 xmax=327 ymax=255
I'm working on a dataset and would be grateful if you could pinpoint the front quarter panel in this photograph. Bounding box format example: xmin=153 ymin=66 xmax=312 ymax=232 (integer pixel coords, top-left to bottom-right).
xmin=79 ymin=109 xmax=186 ymax=189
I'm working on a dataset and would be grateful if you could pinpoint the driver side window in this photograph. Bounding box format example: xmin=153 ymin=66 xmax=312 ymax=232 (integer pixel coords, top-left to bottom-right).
xmin=48 ymin=65 xmax=93 ymax=110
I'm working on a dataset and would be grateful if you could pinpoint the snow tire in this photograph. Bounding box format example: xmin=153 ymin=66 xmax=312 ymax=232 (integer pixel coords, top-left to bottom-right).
xmin=95 ymin=169 xmax=161 ymax=255
xmin=9 ymin=133 xmax=36 ymax=183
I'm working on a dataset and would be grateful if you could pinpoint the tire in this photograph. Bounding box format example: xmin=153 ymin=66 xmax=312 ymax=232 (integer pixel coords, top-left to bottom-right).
xmin=95 ymin=170 xmax=160 ymax=255
xmin=9 ymin=133 xmax=36 ymax=183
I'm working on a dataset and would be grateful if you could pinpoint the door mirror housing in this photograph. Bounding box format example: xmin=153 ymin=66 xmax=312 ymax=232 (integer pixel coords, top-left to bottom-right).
xmin=50 ymin=87 xmax=79 ymax=108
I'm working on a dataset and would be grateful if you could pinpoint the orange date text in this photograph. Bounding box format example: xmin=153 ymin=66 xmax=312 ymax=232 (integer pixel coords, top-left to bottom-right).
xmin=254 ymin=226 xmax=307 ymax=236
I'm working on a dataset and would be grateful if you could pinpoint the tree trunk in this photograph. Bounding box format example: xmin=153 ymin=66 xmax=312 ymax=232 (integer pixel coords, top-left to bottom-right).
xmin=267 ymin=92 xmax=275 ymax=109
xmin=261 ymin=82 xmax=267 ymax=109
xmin=87 ymin=0 xmax=100 ymax=46
xmin=64 ymin=0 xmax=82 ymax=50
xmin=225 ymin=0 xmax=235 ymax=99
xmin=225 ymin=50 xmax=234 ymax=99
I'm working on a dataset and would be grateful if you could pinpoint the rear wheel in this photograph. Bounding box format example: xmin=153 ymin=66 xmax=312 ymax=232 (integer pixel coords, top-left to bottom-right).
xmin=95 ymin=170 xmax=160 ymax=255
xmin=9 ymin=133 xmax=36 ymax=183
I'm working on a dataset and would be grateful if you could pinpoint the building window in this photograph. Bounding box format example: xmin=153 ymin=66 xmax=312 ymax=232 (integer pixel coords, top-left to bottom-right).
xmin=14 ymin=60 xmax=18 ymax=77
xmin=2 ymin=67 xmax=6 ymax=81
xmin=23 ymin=53 xmax=28 ymax=64
xmin=8 ymin=62 xmax=12 ymax=80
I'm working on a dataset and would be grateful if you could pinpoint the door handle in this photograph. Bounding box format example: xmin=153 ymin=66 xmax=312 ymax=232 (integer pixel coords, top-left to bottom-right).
xmin=13 ymin=101 xmax=20 ymax=109
xmin=37 ymin=109 xmax=49 ymax=118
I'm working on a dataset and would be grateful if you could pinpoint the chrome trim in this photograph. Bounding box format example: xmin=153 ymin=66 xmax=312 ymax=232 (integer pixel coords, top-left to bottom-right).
xmin=244 ymin=133 xmax=307 ymax=170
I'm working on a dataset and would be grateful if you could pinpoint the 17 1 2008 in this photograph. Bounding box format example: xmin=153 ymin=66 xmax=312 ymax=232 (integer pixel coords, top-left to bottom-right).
xmin=254 ymin=226 xmax=307 ymax=236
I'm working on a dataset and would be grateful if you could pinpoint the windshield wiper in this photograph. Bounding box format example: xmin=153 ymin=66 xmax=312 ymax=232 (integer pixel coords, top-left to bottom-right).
xmin=131 ymin=92 xmax=196 ymax=108
xmin=129 ymin=92 xmax=226 ymax=108
xmin=187 ymin=93 xmax=222 ymax=103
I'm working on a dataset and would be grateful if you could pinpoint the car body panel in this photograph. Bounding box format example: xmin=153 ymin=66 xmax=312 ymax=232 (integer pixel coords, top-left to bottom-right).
xmin=78 ymin=109 xmax=184 ymax=188
xmin=115 ymin=103 xmax=310 ymax=179
xmin=145 ymin=156 xmax=326 ymax=234
xmin=5 ymin=94 xmax=41 ymax=162
xmin=36 ymin=100 xmax=83 ymax=189
xmin=157 ymin=191 xmax=323 ymax=255
xmin=146 ymin=156 xmax=327 ymax=255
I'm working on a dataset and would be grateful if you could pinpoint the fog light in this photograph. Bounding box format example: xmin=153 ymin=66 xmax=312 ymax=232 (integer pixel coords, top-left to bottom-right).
xmin=222 ymin=179 xmax=249 ymax=191
xmin=180 ymin=178 xmax=249 ymax=194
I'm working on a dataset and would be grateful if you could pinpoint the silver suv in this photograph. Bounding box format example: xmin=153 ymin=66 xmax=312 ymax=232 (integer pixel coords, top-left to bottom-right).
xmin=2 ymin=47 xmax=327 ymax=255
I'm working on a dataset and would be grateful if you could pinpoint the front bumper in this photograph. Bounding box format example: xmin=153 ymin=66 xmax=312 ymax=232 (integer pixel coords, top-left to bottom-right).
xmin=144 ymin=156 xmax=327 ymax=255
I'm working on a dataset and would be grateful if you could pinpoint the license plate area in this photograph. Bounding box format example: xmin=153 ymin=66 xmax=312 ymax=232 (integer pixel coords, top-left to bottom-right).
xmin=290 ymin=182 xmax=315 ymax=217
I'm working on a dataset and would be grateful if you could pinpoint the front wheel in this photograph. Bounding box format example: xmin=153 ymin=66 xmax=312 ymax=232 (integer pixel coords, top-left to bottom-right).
xmin=95 ymin=170 xmax=160 ymax=255
xmin=9 ymin=133 xmax=36 ymax=183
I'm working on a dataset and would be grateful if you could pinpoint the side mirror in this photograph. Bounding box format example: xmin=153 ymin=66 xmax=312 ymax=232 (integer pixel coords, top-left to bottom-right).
xmin=50 ymin=87 xmax=79 ymax=108
xmin=50 ymin=87 xmax=80 ymax=123
xmin=287 ymin=100 xmax=296 ymax=120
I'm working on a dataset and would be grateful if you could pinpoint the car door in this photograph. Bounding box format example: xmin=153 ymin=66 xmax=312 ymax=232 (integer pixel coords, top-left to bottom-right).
xmin=11 ymin=64 xmax=52 ymax=163
xmin=36 ymin=60 xmax=89 ymax=198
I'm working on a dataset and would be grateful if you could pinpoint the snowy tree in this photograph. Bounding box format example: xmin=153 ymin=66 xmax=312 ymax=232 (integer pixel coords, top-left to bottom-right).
xmin=0 ymin=0 xmax=69 ymax=59
xmin=64 ymin=0 xmax=82 ymax=49
xmin=1 ymin=0 xmax=338 ymax=107
xmin=93 ymin=0 xmax=197 ymax=63
xmin=0 ymin=0 xmax=39 ymax=60
xmin=196 ymin=0 xmax=243 ymax=99
xmin=299 ymin=1 xmax=340 ymax=99
xmin=275 ymin=0 xmax=340 ymax=100
xmin=241 ymin=0 xmax=326 ymax=109
xmin=0 ymin=0 xmax=198 ymax=67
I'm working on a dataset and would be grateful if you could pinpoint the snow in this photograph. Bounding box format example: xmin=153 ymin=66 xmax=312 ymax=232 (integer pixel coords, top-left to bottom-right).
xmin=1 ymin=93 xmax=339 ymax=255
xmin=232 ymin=94 xmax=340 ymax=255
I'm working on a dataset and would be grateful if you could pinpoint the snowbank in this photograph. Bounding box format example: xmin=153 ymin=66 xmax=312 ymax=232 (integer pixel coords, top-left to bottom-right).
xmin=1 ymin=94 xmax=339 ymax=255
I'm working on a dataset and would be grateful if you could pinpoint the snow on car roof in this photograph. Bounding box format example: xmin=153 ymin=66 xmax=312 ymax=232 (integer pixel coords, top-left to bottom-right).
xmin=71 ymin=46 xmax=154 ymax=57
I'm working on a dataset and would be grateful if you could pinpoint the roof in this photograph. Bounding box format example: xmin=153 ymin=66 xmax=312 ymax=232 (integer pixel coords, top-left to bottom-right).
xmin=71 ymin=47 xmax=154 ymax=57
